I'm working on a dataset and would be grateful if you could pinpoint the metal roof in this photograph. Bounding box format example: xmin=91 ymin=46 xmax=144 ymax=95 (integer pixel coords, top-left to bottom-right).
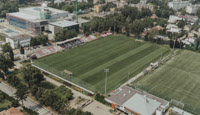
xmin=123 ymin=93 xmax=161 ymax=115
xmin=7 ymin=34 xmax=31 ymax=41
xmin=49 ymin=20 xmax=78 ymax=28
xmin=7 ymin=12 xmax=38 ymax=20
xmin=106 ymin=86 xmax=169 ymax=107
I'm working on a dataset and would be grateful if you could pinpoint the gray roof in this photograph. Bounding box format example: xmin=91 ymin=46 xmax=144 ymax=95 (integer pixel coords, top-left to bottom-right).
xmin=106 ymin=86 xmax=169 ymax=107
xmin=49 ymin=20 xmax=78 ymax=28
xmin=7 ymin=34 xmax=31 ymax=41
xmin=7 ymin=12 xmax=38 ymax=20
xmin=123 ymin=93 xmax=161 ymax=115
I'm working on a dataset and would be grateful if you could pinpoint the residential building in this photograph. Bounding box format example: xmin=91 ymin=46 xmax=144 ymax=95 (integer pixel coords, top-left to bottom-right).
xmin=185 ymin=4 xmax=200 ymax=14
xmin=106 ymin=86 xmax=169 ymax=115
xmin=168 ymin=15 xmax=198 ymax=24
xmin=54 ymin=0 xmax=65 ymax=4
xmin=0 ymin=107 xmax=24 ymax=115
xmin=94 ymin=5 xmax=104 ymax=13
xmin=48 ymin=20 xmax=79 ymax=35
xmin=6 ymin=34 xmax=31 ymax=49
xmin=168 ymin=15 xmax=182 ymax=23
xmin=129 ymin=0 xmax=154 ymax=11
xmin=168 ymin=0 xmax=191 ymax=11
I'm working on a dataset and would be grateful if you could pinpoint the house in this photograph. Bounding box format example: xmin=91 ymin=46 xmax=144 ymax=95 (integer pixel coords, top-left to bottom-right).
xmin=6 ymin=34 xmax=31 ymax=49
xmin=185 ymin=4 xmax=200 ymax=14
xmin=0 ymin=107 xmax=24 ymax=115
xmin=168 ymin=15 xmax=182 ymax=24
xmin=94 ymin=5 xmax=104 ymax=13
xmin=106 ymin=86 xmax=169 ymax=115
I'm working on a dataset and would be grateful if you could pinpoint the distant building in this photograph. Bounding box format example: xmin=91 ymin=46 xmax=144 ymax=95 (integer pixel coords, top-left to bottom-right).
xmin=185 ymin=4 xmax=200 ymax=14
xmin=168 ymin=15 xmax=198 ymax=24
xmin=49 ymin=20 xmax=79 ymax=35
xmin=120 ymin=0 xmax=127 ymax=3
xmin=6 ymin=34 xmax=31 ymax=49
xmin=54 ymin=0 xmax=65 ymax=4
xmin=6 ymin=3 xmax=76 ymax=34
xmin=94 ymin=5 xmax=104 ymax=13
xmin=168 ymin=0 xmax=191 ymax=11
xmin=106 ymin=86 xmax=169 ymax=115
xmin=129 ymin=2 xmax=154 ymax=11
xmin=0 ymin=107 xmax=24 ymax=115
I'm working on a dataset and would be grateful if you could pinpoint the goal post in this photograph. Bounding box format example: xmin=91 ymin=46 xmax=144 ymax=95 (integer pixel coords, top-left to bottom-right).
xmin=170 ymin=99 xmax=184 ymax=109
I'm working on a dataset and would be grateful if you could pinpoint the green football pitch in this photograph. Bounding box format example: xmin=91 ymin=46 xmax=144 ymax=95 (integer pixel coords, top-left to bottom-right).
xmin=133 ymin=50 xmax=200 ymax=114
xmin=33 ymin=35 xmax=169 ymax=93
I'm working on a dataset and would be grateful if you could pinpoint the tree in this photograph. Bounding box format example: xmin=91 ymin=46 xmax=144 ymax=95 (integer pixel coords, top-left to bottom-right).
xmin=20 ymin=46 xmax=25 ymax=54
xmin=0 ymin=71 xmax=4 ymax=79
xmin=55 ymin=29 xmax=77 ymax=42
xmin=0 ymin=53 xmax=13 ymax=73
xmin=197 ymin=8 xmax=200 ymax=18
xmin=7 ymin=75 xmax=20 ymax=87
xmin=1 ymin=43 xmax=14 ymax=61
xmin=15 ymin=84 xmax=28 ymax=106
xmin=22 ymin=67 xmax=44 ymax=88
xmin=30 ymin=34 xmax=48 ymax=46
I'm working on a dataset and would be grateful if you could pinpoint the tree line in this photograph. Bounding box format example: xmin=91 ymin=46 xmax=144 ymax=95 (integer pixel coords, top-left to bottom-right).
xmin=83 ymin=6 xmax=153 ymax=36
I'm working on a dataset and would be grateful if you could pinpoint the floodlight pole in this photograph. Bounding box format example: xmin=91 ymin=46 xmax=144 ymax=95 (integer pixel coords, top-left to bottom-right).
xmin=128 ymin=72 xmax=130 ymax=80
xmin=104 ymin=68 xmax=109 ymax=95
xmin=173 ymin=32 xmax=176 ymax=51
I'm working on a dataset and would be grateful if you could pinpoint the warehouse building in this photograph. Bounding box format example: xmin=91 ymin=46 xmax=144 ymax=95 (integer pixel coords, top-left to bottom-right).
xmin=106 ymin=86 xmax=169 ymax=115
xmin=6 ymin=34 xmax=31 ymax=49
xmin=6 ymin=3 xmax=77 ymax=34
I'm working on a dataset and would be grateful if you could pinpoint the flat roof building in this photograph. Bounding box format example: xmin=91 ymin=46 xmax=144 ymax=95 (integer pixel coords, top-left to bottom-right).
xmin=6 ymin=3 xmax=77 ymax=34
xmin=106 ymin=86 xmax=169 ymax=115
xmin=49 ymin=20 xmax=79 ymax=35
xmin=186 ymin=4 xmax=200 ymax=14
xmin=6 ymin=34 xmax=31 ymax=49
xmin=168 ymin=0 xmax=191 ymax=11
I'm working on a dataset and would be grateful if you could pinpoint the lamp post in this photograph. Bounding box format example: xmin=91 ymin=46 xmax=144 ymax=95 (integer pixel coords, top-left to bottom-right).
xmin=104 ymin=68 xmax=109 ymax=95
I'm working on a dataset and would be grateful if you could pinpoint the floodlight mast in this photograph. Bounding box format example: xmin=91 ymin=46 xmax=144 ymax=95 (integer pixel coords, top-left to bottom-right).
xmin=76 ymin=0 xmax=78 ymax=23
xmin=104 ymin=68 xmax=109 ymax=95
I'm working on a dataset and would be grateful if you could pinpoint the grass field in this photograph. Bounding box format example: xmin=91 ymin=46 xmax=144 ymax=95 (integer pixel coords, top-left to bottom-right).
xmin=33 ymin=35 xmax=169 ymax=93
xmin=133 ymin=50 xmax=200 ymax=114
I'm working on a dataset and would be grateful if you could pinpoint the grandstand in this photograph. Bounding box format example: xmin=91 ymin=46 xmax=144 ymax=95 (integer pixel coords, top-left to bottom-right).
xmin=56 ymin=37 xmax=83 ymax=49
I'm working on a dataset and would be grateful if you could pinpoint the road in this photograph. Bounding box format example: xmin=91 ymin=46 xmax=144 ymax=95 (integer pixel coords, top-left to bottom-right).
xmin=0 ymin=82 xmax=55 ymax=115
xmin=44 ymin=76 xmax=113 ymax=115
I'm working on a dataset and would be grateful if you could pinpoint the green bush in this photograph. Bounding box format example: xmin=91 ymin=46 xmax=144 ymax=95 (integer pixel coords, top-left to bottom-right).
xmin=22 ymin=107 xmax=38 ymax=115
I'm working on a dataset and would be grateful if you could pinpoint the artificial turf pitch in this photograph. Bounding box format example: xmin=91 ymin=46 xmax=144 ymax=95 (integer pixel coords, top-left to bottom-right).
xmin=33 ymin=35 xmax=169 ymax=93
xmin=133 ymin=50 xmax=200 ymax=114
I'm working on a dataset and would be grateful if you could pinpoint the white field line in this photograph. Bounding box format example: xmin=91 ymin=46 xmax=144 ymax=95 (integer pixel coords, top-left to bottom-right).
xmin=31 ymin=62 xmax=94 ymax=95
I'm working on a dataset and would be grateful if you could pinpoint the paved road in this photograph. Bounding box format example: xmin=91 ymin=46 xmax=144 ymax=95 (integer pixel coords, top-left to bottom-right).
xmin=44 ymin=76 xmax=113 ymax=115
xmin=0 ymin=82 xmax=55 ymax=115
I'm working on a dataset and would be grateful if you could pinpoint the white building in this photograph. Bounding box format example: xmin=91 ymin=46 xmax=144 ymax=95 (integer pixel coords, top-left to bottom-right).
xmin=168 ymin=0 xmax=191 ymax=11
xmin=106 ymin=86 xmax=169 ymax=115
xmin=168 ymin=15 xmax=182 ymax=23
xmin=6 ymin=34 xmax=31 ymax=49
xmin=185 ymin=4 xmax=200 ymax=14
xmin=6 ymin=3 xmax=76 ymax=34
xmin=54 ymin=0 xmax=65 ymax=4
